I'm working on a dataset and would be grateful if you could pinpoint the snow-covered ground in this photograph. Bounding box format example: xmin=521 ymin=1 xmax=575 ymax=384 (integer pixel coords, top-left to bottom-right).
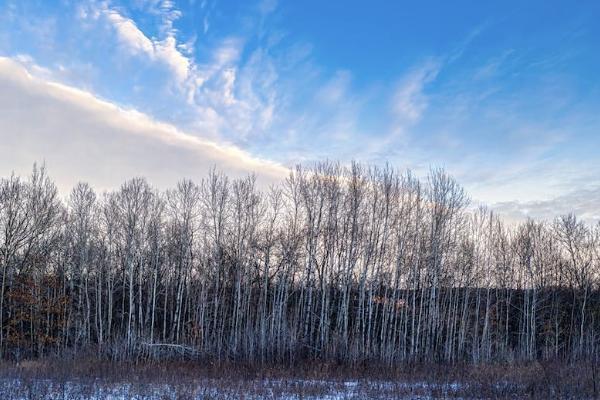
xmin=0 ymin=377 xmax=480 ymax=399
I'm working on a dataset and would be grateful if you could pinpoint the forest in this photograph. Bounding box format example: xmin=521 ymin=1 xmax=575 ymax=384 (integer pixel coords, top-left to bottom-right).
xmin=0 ymin=162 xmax=598 ymax=366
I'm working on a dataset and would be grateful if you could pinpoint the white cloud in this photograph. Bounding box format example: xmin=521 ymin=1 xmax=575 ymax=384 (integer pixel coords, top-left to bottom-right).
xmin=154 ymin=35 xmax=191 ymax=83
xmin=492 ymin=186 xmax=600 ymax=225
xmin=0 ymin=57 xmax=287 ymax=194
xmin=84 ymin=2 xmax=192 ymax=86
xmin=359 ymin=61 xmax=442 ymax=159
xmin=77 ymin=1 xmax=278 ymax=142
xmin=105 ymin=8 xmax=154 ymax=55
xmin=259 ymin=0 xmax=278 ymax=16
xmin=74 ymin=2 xmax=283 ymax=143
xmin=193 ymin=39 xmax=242 ymax=90
xmin=203 ymin=16 xmax=209 ymax=33
xmin=316 ymin=70 xmax=352 ymax=105
xmin=391 ymin=60 xmax=440 ymax=128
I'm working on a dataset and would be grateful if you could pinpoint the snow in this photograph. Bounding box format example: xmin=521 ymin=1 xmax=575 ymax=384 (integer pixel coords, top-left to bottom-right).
xmin=0 ymin=377 xmax=475 ymax=399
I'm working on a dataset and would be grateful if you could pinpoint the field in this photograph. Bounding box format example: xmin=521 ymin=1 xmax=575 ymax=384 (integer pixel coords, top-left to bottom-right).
xmin=0 ymin=359 xmax=596 ymax=399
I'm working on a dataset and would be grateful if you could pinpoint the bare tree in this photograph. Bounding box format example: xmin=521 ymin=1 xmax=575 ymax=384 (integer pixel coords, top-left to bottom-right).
xmin=0 ymin=162 xmax=598 ymax=365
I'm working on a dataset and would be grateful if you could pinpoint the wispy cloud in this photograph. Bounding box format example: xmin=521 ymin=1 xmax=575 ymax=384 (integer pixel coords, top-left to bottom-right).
xmin=391 ymin=60 xmax=440 ymax=131
xmin=358 ymin=60 xmax=442 ymax=161
xmin=87 ymin=1 xmax=192 ymax=85
xmin=492 ymin=186 xmax=600 ymax=224
xmin=76 ymin=1 xmax=282 ymax=145
xmin=2 ymin=0 xmax=598 ymax=222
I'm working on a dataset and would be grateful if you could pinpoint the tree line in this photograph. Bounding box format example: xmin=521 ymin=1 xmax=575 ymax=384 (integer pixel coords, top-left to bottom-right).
xmin=0 ymin=163 xmax=598 ymax=364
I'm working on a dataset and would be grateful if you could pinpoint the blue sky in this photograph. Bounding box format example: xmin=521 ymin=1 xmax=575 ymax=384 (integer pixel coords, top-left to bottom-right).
xmin=0 ymin=0 xmax=599 ymax=221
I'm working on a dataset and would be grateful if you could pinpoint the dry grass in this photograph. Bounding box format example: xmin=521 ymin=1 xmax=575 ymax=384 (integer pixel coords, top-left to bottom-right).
xmin=0 ymin=357 xmax=598 ymax=399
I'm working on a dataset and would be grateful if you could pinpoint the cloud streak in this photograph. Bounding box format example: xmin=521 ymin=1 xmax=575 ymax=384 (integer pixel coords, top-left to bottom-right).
xmin=97 ymin=2 xmax=192 ymax=85
xmin=0 ymin=56 xmax=287 ymax=194
xmin=391 ymin=60 xmax=440 ymax=129
xmin=492 ymin=186 xmax=600 ymax=224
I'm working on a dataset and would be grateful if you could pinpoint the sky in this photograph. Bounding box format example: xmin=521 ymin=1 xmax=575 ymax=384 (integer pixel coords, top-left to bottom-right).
xmin=0 ymin=0 xmax=599 ymax=222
